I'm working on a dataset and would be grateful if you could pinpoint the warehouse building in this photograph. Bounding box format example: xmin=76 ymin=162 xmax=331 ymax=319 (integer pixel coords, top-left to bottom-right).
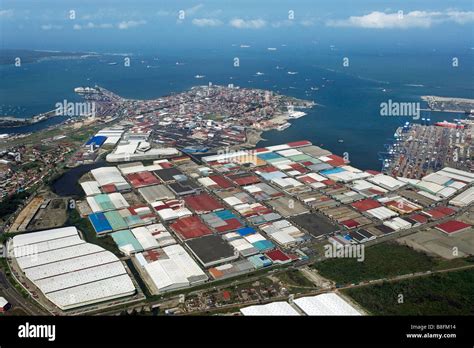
xmin=201 ymin=210 xmax=244 ymax=233
xmin=0 ymin=296 xmax=11 ymax=312
xmin=247 ymin=253 xmax=272 ymax=268
xmin=169 ymin=215 xmax=213 ymax=240
xmin=450 ymin=187 xmax=474 ymax=207
xmin=111 ymin=229 xmax=143 ymax=255
xmin=135 ymin=244 xmax=208 ymax=294
xmin=383 ymin=217 xmax=412 ymax=231
xmin=11 ymin=227 xmax=136 ymax=310
xmin=380 ymin=196 xmax=422 ymax=215
xmin=90 ymin=167 xmax=131 ymax=192
xmin=89 ymin=212 xmax=113 ymax=234
xmin=264 ymin=249 xmax=293 ymax=264
xmin=154 ymin=199 xmax=192 ymax=221
xmin=185 ymin=235 xmax=239 ymax=268
xmin=293 ymin=293 xmax=362 ymax=316
xmin=85 ymin=135 xmax=107 ymax=149
xmin=365 ymin=206 xmax=399 ymax=220
xmin=242 ymin=182 xmax=284 ymax=201
xmin=223 ymin=232 xmax=259 ymax=257
xmin=216 ymin=188 xmax=254 ymax=207
xmin=319 ymin=166 xmax=371 ymax=183
xmin=367 ymin=174 xmax=406 ymax=191
xmin=240 ymin=301 xmax=300 ymax=316
xmin=126 ymin=171 xmax=161 ymax=188
xmin=183 ymin=192 xmax=224 ymax=214
xmin=208 ymin=259 xmax=255 ymax=280
xmin=131 ymin=224 xmax=176 ymax=248
xmin=80 ymin=181 xmax=101 ymax=196
xmin=153 ymin=167 xmax=185 ymax=183
xmin=197 ymin=174 xmax=234 ymax=190
xmin=435 ymin=220 xmax=472 ymax=235
xmin=138 ymin=185 xmax=175 ymax=205
xmin=106 ymin=146 xmax=180 ymax=163
xmin=86 ymin=192 xmax=129 ymax=213
xmin=247 ymin=212 xmax=282 ymax=225
xmin=260 ymin=220 xmax=307 ymax=246
xmin=290 ymin=213 xmax=339 ymax=238
xmin=267 ymin=196 xmax=309 ymax=217
xmin=242 ymin=232 xmax=275 ymax=252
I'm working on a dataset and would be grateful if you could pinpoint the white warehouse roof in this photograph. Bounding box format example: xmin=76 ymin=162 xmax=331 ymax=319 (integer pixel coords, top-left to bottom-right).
xmin=450 ymin=187 xmax=474 ymax=207
xmin=294 ymin=293 xmax=362 ymax=316
xmin=90 ymin=167 xmax=128 ymax=187
xmin=139 ymin=244 xmax=208 ymax=293
xmin=240 ymin=301 xmax=300 ymax=316
xmin=12 ymin=227 xmax=136 ymax=310
xmin=368 ymin=174 xmax=406 ymax=191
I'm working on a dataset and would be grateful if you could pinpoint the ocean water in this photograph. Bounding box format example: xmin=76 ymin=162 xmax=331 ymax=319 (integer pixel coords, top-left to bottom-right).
xmin=1 ymin=46 xmax=472 ymax=170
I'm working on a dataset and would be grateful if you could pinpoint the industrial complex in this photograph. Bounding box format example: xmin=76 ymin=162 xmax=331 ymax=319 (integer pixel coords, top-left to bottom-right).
xmin=3 ymin=133 xmax=473 ymax=316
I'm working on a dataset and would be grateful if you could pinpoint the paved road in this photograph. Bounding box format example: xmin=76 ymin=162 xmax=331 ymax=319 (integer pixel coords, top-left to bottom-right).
xmin=0 ymin=269 xmax=48 ymax=316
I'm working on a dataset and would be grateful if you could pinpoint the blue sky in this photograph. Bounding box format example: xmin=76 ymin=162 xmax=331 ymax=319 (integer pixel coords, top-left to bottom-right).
xmin=1 ymin=0 xmax=473 ymax=53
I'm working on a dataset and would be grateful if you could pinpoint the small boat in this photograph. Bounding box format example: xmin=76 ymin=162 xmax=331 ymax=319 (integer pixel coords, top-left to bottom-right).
xmin=277 ymin=122 xmax=291 ymax=131
xmin=338 ymin=139 xmax=344 ymax=143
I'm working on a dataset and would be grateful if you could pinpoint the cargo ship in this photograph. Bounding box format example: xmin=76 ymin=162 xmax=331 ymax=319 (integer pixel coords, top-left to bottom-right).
xmin=434 ymin=120 xmax=464 ymax=129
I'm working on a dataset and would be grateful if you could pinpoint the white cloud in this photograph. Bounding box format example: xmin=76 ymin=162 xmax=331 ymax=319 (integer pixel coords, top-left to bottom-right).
xmin=192 ymin=18 xmax=222 ymax=27
xmin=185 ymin=4 xmax=204 ymax=16
xmin=300 ymin=19 xmax=316 ymax=27
xmin=446 ymin=10 xmax=474 ymax=24
xmin=271 ymin=20 xmax=293 ymax=28
xmin=229 ymin=18 xmax=266 ymax=29
xmin=0 ymin=9 xmax=13 ymax=17
xmin=73 ymin=22 xmax=114 ymax=30
xmin=326 ymin=10 xmax=474 ymax=29
xmin=41 ymin=24 xmax=63 ymax=31
xmin=117 ymin=20 xmax=147 ymax=29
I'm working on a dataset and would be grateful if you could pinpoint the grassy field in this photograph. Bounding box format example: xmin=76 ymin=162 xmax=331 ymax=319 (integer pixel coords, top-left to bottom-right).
xmin=276 ymin=269 xmax=316 ymax=292
xmin=312 ymin=242 xmax=474 ymax=285
xmin=343 ymin=269 xmax=474 ymax=315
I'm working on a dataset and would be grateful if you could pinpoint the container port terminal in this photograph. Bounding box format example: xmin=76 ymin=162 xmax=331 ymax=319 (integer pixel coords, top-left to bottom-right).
xmin=382 ymin=120 xmax=473 ymax=178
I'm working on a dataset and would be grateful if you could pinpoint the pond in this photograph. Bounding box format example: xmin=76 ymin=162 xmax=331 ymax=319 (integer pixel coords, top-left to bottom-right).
xmin=51 ymin=161 xmax=109 ymax=197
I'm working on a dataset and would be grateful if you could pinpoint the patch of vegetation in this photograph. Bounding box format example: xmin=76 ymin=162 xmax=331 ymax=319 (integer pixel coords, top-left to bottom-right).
xmin=21 ymin=161 xmax=41 ymax=171
xmin=277 ymin=269 xmax=315 ymax=289
xmin=204 ymin=113 xmax=225 ymax=121
xmin=0 ymin=232 xmax=14 ymax=243
xmin=0 ymin=258 xmax=29 ymax=298
xmin=0 ymin=191 xmax=30 ymax=220
xmin=343 ymin=269 xmax=474 ymax=315
xmin=312 ymin=242 xmax=464 ymax=285
xmin=66 ymin=209 xmax=119 ymax=256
